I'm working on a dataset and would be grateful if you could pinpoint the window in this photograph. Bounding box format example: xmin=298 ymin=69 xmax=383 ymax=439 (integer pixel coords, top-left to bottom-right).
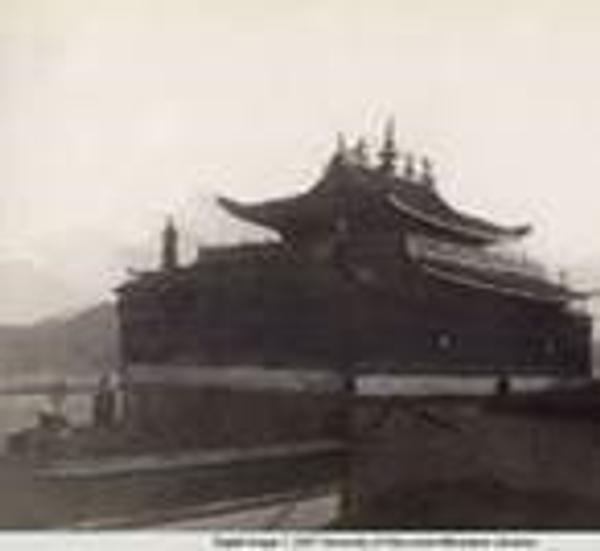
xmin=436 ymin=331 xmax=453 ymax=350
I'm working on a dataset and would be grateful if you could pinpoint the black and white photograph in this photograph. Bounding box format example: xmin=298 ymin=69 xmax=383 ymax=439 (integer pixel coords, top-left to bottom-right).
xmin=1 ymin=0 xmax=600 ymax=545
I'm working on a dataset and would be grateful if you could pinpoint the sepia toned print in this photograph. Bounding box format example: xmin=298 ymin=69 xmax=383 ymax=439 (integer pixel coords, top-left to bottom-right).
xmin=1 ymin=0 xmax=600 ymax=534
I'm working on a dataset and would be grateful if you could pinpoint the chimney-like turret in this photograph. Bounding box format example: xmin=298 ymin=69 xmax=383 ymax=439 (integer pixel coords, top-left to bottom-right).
xmin=161 ymin=216 xmax=179 ymax=271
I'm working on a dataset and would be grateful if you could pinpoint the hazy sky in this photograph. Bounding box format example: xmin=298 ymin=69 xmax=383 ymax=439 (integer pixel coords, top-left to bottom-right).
xmin=2 ymin=0 xmax=600 ymax=322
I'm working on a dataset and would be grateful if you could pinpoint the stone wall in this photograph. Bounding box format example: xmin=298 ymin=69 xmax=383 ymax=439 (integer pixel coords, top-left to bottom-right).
xmin=127 ymin=386 xmax=343 ymax=450
xmin=348 ymin=393 xmax=600 ymax=527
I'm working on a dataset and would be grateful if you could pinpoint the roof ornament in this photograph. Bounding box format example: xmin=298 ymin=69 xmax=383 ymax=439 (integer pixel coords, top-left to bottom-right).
xmin=420 ymin=155 xmax=435 ymax=186
xmin=378 ymin=117 xmax=397 ymax=174
xmin=403 ymin=152 xmax=416 ymax=180
xmin=352 ymin=137 xmax=369 ymax=166
xmin=335 ymin=132 xmax=348 ymax=161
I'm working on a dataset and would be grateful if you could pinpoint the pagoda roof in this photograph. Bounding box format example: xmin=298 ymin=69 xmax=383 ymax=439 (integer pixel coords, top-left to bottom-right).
xmin=218 ymin=154 xmax=531 ymax=245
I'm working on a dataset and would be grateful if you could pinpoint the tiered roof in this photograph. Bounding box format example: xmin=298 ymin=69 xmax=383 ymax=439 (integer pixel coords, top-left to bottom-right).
xmin=217 ymin=125 xmax=584 ymax=305
xmin=218 ymin=130 xmax=531 ymax=246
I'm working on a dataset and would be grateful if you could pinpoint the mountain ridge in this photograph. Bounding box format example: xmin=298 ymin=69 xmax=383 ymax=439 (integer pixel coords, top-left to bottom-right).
xmin=0 ymin=302 xmax=119 ymax=381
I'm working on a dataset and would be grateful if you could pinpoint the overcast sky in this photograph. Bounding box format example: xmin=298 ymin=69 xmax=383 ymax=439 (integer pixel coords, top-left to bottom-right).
xmin=2 ymin=0 xmax=600 ymax=323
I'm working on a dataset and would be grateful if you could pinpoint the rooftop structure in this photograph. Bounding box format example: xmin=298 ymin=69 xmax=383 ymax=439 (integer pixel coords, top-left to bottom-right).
xmin=217 ymin=124 xmax=574 ymax=306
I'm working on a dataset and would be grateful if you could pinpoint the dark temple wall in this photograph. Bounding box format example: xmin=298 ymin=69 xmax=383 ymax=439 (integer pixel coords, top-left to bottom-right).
xmin=117 ymin=242 xmax=591 ymax=376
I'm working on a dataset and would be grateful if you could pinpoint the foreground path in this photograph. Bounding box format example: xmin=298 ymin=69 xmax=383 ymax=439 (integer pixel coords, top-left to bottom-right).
xmin=0 ymin=438 xmax=342 ymax=528
xmin=138 ymin=493 xmax=337 ymax=530
xmin=72 ymin=491 xmax=339 ymax=530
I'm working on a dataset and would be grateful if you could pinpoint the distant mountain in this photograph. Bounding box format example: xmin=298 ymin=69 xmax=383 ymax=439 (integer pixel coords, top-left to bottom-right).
xmin=0 ymin=302 xmax=119 ymax=381
xmin=0 ymin=194 xmax=271 ymax=381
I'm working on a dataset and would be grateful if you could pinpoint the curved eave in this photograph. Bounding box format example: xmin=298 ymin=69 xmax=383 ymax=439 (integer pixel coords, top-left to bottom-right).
xmin=218 ymin=179 xmax=533 ymax=244
xmin=422 ymin=262 xmax=579 ymax=305
xmin=217 ymin=193 xmax=342 ymax=235
xmin=386 ymin=192 xmax=531 ymax=244
xmin=217 ymin=196 xmax=286 ymax=230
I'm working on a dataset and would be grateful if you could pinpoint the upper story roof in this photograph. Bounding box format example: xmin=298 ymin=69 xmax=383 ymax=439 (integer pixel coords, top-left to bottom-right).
xmin=218 ymin=132 xmax=531 ymax=246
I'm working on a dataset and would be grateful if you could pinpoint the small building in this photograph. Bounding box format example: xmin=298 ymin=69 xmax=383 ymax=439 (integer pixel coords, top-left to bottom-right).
xmin=116 ymin=123 xmax=591 ymax=449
